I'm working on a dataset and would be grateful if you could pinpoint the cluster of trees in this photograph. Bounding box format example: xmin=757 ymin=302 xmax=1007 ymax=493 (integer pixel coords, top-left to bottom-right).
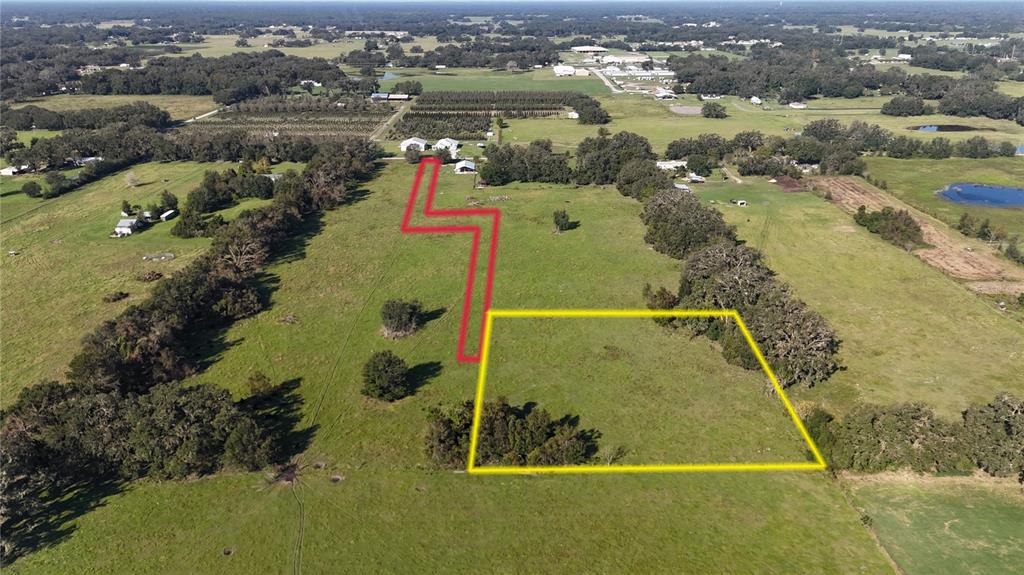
xmin=24 ymin=157 xmax=136 ymax=199
xmin=390 ymin=80 xmax=423 ymax=95
xmin=2 ymin=137 xmax=381 ymax=559
xmin=641 ymin=191 xmax=841 ymax=388
xmin=2 ymin=102 xmax=171 ymax=130
xmin=78 ymin=51 xmax=369 ymax=104
xmin=879 ymin=95 xmax=934 ymax=117
xmin=411 ymin=91 xmax=608 ymax=124
xmin=956 ymin=213 xmax=1022 ymax=265
xmin=807 ymin=393 xmax=1023 ymax=480
xmin=393 ymin=37 xmax=560 ymax=70
xmin=853 ymin=206 xmax=926 ymax=251
xmin=424 ymin=398 xmax=600 ymax=469
xmin=479 ymin=140 xmax=572 ymax=185
xmin=936 ymin=81 xmax=1024 ymax=125
xmin=392 ymin=112 xmax=493 ymax=140
xmin=170 ymin=168 xmax=276 ymax=238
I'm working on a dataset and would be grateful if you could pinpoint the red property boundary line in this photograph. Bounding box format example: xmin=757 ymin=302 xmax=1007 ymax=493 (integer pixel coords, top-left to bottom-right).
xmin=401 ymin=157 xmax=500 ymax=363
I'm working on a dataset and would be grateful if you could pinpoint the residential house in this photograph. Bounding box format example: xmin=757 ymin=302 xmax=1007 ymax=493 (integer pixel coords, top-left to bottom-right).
xmin=400 ymin=137 xmax=428 ymax=152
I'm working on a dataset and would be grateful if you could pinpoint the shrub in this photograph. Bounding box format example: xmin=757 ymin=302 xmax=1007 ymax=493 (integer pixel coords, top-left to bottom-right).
xmin=553 ymin=209 xmax=572 ymax=232
xmin=21 ymin=181 xmax=41 ymax=198
xmin=102 ymin=291 xmax=129 ymax=303
xmin=380 ymin=299 xmax=423 ymax=338
xmin=853 ymin=205 xmax=925 ymax=251
xmin=701 ymin=102 xmax=727 ymax=119
xmin=361 ymin=350 xmax=411 ymax=401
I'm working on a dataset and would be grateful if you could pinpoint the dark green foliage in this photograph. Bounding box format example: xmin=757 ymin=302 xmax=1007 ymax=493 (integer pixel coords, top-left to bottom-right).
xmin=223 ymin=418 xmax=273 ymax=471
xmin=380 ymin=299 xmax=423 ymax=338
xmin=2 ymin=102 xmax=171 ymax=130
xmin=880 ymin=95 xmax=934 ymax=116
xmin=665 ymin=133 xmax=730 ymax=161
xmin=642 ymin=283 xmax=680 ymax=327
xmin=20 ymin=181 xmax=41 ymax=198
xmin=479 ymin=140 xmax=572 ymax=186
xmin=641 ymin=189 xmax=735 ymax=260
xmin=404 ymin=147 xmax=421 ymax=164
xmin=854 ymin=205 xmax=926 ymax=251
xmin=961 ymin=394 xmax=1024 ymax=478
xmin=615 ymin=159 xmax=671 ymax=200
xmin=575 ymin=131 xmax=656 ymax=185
xmin=424 ymin=398 xmax=600 ymax=468
xmin=553 ymin=209 xmax=571 ymax=232
xmin=361 ymin=351 xmax=411 ymax=401
xmin=686 ymin=154 xmax=715 ymax=177
xmin=701 ymin=101 xmax=727 ymax=119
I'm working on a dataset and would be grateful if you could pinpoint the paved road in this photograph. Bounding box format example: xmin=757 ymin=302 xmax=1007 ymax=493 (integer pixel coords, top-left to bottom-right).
xmin=589 ymin=67 xmax=624 ymax=94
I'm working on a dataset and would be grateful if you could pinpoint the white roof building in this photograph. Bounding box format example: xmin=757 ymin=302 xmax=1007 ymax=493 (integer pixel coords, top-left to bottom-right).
xmin=567 ymin=111 xmax=580 ymax=119
xmin=656 ymin=160 xmax=687 ymax=171
xmin=553 ymin=65 xmax=576 ymax=76
xmin=655 ymin=88 xmax=677 ymax=100
xmin=749 ymin=96 xmax=763 ymax=105
xmin=789 ymin=102 xmax=808 ymax=109
xmin=454 ymin=160 xmax=476 ymax=173
xmin=160 ymin=209 xmax=178 ymax=221
xmin=434 ymin=138 xmax=460 ymax=151
xmin=114 ymin=218 xmax=140 ymax=237
xmin=400 ymin=137 xmax=428 ymax=151
xmin=687 ymin=173 xmax=706 ymax=183
xmin=571 ymin=46 xmax=608 ymax=54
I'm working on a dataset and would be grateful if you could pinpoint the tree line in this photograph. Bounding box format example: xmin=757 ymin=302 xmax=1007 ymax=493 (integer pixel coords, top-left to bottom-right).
xmin=2 ymin=102 xmax=172 ymax=131
xmin=0 ymin=137 xmax=383 ymax=561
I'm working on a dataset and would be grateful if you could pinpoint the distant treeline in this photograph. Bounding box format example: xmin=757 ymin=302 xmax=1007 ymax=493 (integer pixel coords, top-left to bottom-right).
xmin=2 ymin=102 xmax=171 ymax=131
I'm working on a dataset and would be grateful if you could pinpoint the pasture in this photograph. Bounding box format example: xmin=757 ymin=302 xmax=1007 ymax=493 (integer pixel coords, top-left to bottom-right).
xmin=156 ymin=34 xmax=454 ymax=60
xmin=847 ymin=475 xmax=1024 ymax=575
xmin=697 ymin=178 xmax=1024 ymax=416
xmin=3 ymin=162 xmax=893 ymax=574
xmin=9 ymin=94 xmax=219 ymax=121
xmin=379 ymin=67 xmax=609 ymax=95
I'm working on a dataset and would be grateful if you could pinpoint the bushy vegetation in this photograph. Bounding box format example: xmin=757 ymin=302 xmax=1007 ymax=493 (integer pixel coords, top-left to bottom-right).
xmin=641 ymin=190 xmax=735 ymax=259
xmin=424 ymin=398 xmax=600 ymax=469
xmin=478 ymin=140 xmax=571 ymax=185
xmin=853 ymin=205 xmax=926 ymax=251
xmin=361 ymin=351 xmax=412 ymax=401
xmin=2 ymin=102 xmax=171 ymax=130
xmin=380 ymin=299 xmax=423 ymax=338
xmin=880 ymin=95 xmax=933 ymax=117
xmin=808 ymin=393 xmax=1024 ymax=480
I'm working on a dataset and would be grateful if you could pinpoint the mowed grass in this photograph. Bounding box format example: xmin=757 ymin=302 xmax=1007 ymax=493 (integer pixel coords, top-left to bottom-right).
xmin=0 ymin=161 xmax=282 ymax=402
xmin=10 ymin=94 xmax=218 ymax=120
xmin=379 ymin=67 xmax=609 ymax=95
xmin=848 ymin=476 xmax=1024 ymax=575
xmin=157 ymin=33 xmax=454 ymax=60
xmin=484 ymin=316 xmax=810 ymax=465
xmin=696 ymin=178 xmax=1024 ymax=416
xmin=502 ymin=94 xmax=1024 ymax=154
xmin=863 ymin=157 xmax=1024 ymax=239
xmin=5 ymin=162 xmax=892 ymax=574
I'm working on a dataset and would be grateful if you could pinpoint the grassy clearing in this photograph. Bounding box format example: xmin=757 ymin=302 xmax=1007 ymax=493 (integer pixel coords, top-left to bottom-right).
xmin=9 ymin=94 xmax=218 ymax=120
xmin=848 ymin=475 xmax=1024 ymax=575
xmin=696 ymin=178 xmax=1024 ymax=416
xmin=484 ymin=316 xmax=810 ymax=465
xmin=501 ymin=94 xmax=1024 ymax=155
xmin=863 ymin=157 xmax=1024 ymax=239
xmin=157 ymin=34 xmax=453 ymax=60
xmin=0 ymin=161 xmax=288 ymax=402
xmin=379 ymin=67 xmax=609 ymax=95
xmin=5 ymin=162 xmax=892 ymax=574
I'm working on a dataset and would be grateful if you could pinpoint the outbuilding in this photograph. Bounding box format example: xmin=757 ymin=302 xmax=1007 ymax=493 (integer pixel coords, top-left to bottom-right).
xmin=160 ymin=209 xmax=178 ymax=222
xmin=113 ymin=218 xmax=140 ymax=237
xmin=749 ymin=96 xmax=762 ymax=105
xmin=570 ymin=46 xmax=608 ymax=54
xmin=454 ymin=160 xmax=476 ymax=174
xmin=553 ymin=65 xmax=576 ymax=77
xmin=434 ymin=137 xmax=460 ymax=153
xmin=400 ymin=137 xmax=428 ymax=152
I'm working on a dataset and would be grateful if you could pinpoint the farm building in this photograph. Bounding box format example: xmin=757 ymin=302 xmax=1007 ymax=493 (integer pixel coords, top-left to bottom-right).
xmin=400 ymin=137 xmax=428 ymax=151
xmin=160 ymin=209 xmax=178 ymax=222
xmin=749 ymin=96 xmax=762 ymax=105
xmin=571 ymin=46 xmax=608 ymax=54
xmin=0 ymin=165 xmax=29 ymax=176
xmin=567 ymin=111 xmax=580 ymax=119
xmin=687 ymin=173 xmax=706 ymax=183
xmin=655 ymin=88 xmax=677 ymax=100
xmin=553 ymin=65 xmax=576 ymax=76
xmin=113 ymin=218 xmax=140 ymax=237
xmin=454 ymin=160 xmax=476 ymax=174
xmin=789 ymin=102 xmax=808 ymax=109
xmin=699 ymin=94 xmax=722 ymax=101
xmin=674 ymin=183 xmax=691 ymax=191
xmin=434 ymin=138 xmax=460 ymax=152
xmin=370 ymin=92 xmax=389 ymax=101
xmin=387 ymin=93 xmax=410 ymax=101
xmin=656 ymin=160 xmax=686 ymax=171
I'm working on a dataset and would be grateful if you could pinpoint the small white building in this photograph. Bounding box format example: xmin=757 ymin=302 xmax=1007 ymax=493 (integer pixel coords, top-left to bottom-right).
xmin=687 ymin=173 xmax=706 ymax=183
xmin=0 ymin=165 xmax=29 ymax=176
xmin=788 ymin=102 xmax=808 ymax=109
xmin=114 ymin=218 xmax=140 ymax=237
xmin=160 ymin=209 xmax=178 ymax=221
xmin=553 ymin=65 xmax=576 ymax=77
xmin=400 ymin=137 xmax=428 ymax=152
xmin=655 ymin=88 xmax=677 ymax=100
xmin=387 ymin=93 xmax=410 ymax=101
xmin=567 ymin=111 xmax=580 ymax=119
xmin=895 ymin=53 xmax=913 ymax=61
xmin=434 ymin=138 xmax=460 ymax=153
xmin=699 ymin=94 xmax=722 ymax=101
xmin=749 ymin=96 xmax=762 ymax=105
xmin=673 ymin=183 xmax=691 ymax=192
xmin=454 ymin=160 xmax=476 ymax=174
xmin=571 ymin=46 xmax=608 ymax=54
xmin=656 ymin=160 xmax=687 ymax=171
xmin=434 ymin=65 xmax=447 ymax=70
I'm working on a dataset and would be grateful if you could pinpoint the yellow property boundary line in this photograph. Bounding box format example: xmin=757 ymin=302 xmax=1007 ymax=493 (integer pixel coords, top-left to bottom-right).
xmin=466 ymin=309 xmax=828 ymax=475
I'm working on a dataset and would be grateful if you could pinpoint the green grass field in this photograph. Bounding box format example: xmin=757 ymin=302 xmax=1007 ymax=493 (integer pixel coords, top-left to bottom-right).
xmin=157 ymin=34 xmax=453 ymax=60
xmin=3 ymin=162 xmax=894 ymax=574
xmin=0 ymin=161 xmax=288 ymax=401
xmin=848 ymin=476 xmax=1024 ymax=575
xmin=379 ymin=67 xmax=609 ymax=95
xmin=863 ymin=157 xmax=1024 ymax=239
xmin=9 ymin=94 xmax=218 ymax=120
xmin=696 ymin=178 xmax=1024 ymax=417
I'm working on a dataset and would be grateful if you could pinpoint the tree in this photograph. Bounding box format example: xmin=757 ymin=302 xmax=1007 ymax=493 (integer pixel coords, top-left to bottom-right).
xmin=222 ymin=419 xmax=271 ymax=471
xmin=880 ymin=95 xmax=933 ymax=116
xmin=553 ymin=209 xmax=572 ymax=232
xmin=234 ymin=37 xmax=250 ymax=48
xmin=361 ymin=350 xmax=411 ymax=401
xmin=159 ymin=190 xmax=179 ymax=211
xmin=20 ymin=181 xmax=41 ymax=198
xmin=380 ymin=299 xmax=423 ymax=338
xmin=404 ymin=147 xmax=421 ymax=164
xmin=247 ymin=371 xmax=272 ymax=397
xmin=641 ymin=189 xmax=735 ymax=260
xmin=615 ymin=159 xmax=672 ymax=200
xmin=686 ymin=154 xmax=714 ymax=177
xmin=121 ymin=199 xmax=133 ymax=215
xmin=701 ymin=102 xmax=727 ymax=119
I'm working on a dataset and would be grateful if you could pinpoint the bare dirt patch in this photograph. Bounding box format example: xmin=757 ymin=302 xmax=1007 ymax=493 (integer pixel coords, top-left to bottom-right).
xmin=814 ymin=177 xmax=1024 ymax=289
xmin=669 ymin=105 xmax=702 ymax=116
xmin=773 ymin=175 xmax=805 ymax=192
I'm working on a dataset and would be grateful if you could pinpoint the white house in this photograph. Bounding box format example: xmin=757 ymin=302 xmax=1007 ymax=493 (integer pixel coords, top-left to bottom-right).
xmin=454 ymin=160 xmax=476 ymax=174
xmin=160 ymin=209 xmax=178 ymax=221
xmin=387 ymin=93 xmax=410 ymax=101
xmin=788 ymin=101 xmax=808 ymax=109
xmin=553 ymin=65 xmax=576 ymax=77
xmin=434 ymin=138 xmax=460 ymax=153
xmin=749 ymin=96 xmax=763 ymax=105
xmin=113 ymin=218 xmax=140 ymax=237
xmin=571 ymin=46 xmax=608 ymax=54
xmin=400 ymin=137 xmax=428 ymax=152
xmin=656 ymin=160 xmax=686 ymax=171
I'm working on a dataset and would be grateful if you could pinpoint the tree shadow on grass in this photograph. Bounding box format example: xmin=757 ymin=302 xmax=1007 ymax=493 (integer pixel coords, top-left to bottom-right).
xmin=419 ymin=307 xmax=447 ymax=327
xmin=239 ymin=378 xmax=316 ymax=464
xmin=407 ymin=361 xmax=443 ymax=397
xmin=2 ymin=477 xmax=126 ymax=566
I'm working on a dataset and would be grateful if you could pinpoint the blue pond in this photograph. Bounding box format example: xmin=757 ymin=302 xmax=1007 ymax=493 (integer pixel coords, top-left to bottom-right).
xmin=940 ymin=183 xmax=1024 ymax=207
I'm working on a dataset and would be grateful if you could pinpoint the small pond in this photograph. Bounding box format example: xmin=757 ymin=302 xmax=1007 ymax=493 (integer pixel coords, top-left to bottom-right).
xmin=939 ymin=183 xmax=1024 ymax=207
xmin=910 ymin=124 xmax=995 ymax=132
